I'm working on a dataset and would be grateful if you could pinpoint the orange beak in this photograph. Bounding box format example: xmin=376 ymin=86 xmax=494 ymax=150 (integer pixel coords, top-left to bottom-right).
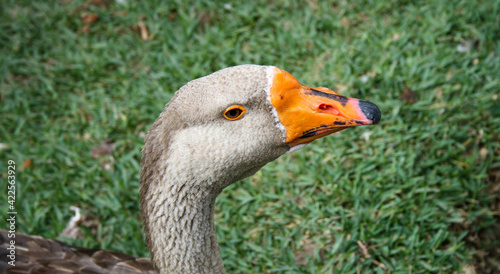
xmin=269 ymin=67 xmax=381 ymax=147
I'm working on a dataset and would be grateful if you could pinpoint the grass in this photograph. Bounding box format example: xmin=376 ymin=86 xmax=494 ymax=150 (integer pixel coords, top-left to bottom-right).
xmin=1 ymin=0 xmax=499 ymax=272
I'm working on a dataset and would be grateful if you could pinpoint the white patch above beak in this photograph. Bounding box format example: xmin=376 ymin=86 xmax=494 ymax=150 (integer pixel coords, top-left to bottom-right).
xmin=265 ymin=66 xmax=287 ymax=142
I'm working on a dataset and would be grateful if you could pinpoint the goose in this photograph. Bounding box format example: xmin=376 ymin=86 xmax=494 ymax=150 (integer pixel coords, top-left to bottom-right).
xmin=0 ymin=65 xmax=381 ymax=273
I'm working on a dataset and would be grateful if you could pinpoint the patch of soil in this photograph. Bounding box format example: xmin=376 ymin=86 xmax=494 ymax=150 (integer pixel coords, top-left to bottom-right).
xmin=470 ymin=166 xmax=500 ymax=273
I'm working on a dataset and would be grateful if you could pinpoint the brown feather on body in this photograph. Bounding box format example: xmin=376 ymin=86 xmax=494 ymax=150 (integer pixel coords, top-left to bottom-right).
xmin=0 ymin=229 xmax=156 ymax=274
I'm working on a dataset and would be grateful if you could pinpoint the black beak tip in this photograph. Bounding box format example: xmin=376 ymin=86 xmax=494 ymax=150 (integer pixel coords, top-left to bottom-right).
xmin=359 ymin=100 xmax=381 ymax=125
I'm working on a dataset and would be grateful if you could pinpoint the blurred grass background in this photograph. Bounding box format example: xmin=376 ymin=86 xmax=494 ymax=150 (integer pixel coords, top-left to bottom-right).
xmin=1 ymin=0 xmax=499 ymax=272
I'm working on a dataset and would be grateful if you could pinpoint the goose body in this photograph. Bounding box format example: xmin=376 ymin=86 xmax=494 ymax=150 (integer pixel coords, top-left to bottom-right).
xmin=1 ymin=65 xmax=380 ymax=273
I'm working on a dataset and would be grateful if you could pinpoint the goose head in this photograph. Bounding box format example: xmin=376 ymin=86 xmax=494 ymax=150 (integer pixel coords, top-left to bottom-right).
xmin=140 ymin=65 xmax=380 ymax=273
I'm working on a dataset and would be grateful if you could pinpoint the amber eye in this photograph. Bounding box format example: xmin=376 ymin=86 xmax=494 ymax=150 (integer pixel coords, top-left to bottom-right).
xmin=224 ymin=105 xmax=246 ymax=120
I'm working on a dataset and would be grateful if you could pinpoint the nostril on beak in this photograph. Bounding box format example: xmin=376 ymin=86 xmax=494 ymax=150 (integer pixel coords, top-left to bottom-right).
xmin=318 ymin=104 xmax=339 ymax=115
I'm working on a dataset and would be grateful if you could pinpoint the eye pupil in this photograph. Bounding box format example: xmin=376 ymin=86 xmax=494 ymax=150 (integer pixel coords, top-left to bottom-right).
xmin=228 ymin=109 xmax=240 ymax=118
